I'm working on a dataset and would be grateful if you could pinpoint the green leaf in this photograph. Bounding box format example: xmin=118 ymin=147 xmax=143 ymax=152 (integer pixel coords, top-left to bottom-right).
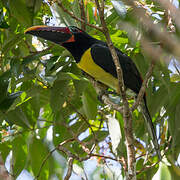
xmin=152 ymin=162 xmax=171 ymax=180
xmin=34 ymin=0 xmax=42 ymax=14
xmin=12 ymin=135 xmax=27 ymax=178
xmin=73 ymin=79 xmax=89 ymax=96
xmin=10 ymin=58 xmax=22 ymax=78
xmin=150 ymin=84 xmax=168 ymax=116
xmin=52 ymin=3 xmax=75 ymax=26
xmin=27 ymin=86 xmax=50 ymax=107
xmin=0 ymin=71 xmax=10 ymax=104
xmin=81 ymin=85 xmax=98 ymax=119
xmin=5 ymin=108 xmax=30 ymax=128
xmin=168 ymin=163 xmax=180 ymax=180
xmin=5 ymin=96 xmax=40 ymax=128
xmin=53 ymin=125 xmax=70 ymax=145
xmin=171 ymin=74 xmax=180 ymax=82
xmin=0 ymin=9 xmax=9 ymax=28
xmin=50 ymin=79 xmax=69 ymax=113
xmin=86 ymin=2 xmax=97 ymax=25
xmin=48 ymin=155 xmax=65 ymax=179
xmin=9 ymin=0 xmax=32 ymax=26
xmin=84 ymin=130 xmax=108 ymax=144
xmin=22 ymin=48 xmax=52 ymax=65
xmin=168 ymin=102 xmax=180 ymax=158
xmin=0 ymin=142 xmax=11 ymax=162
xmin=71 ymin=141 xmax=85 ymax=155
xmin=106 ymin=8 xmax=120 ymax=25
xmin=28 ymin=135 xmax=49 ymax=179
xmin=56 ymin=72 xmax=82 ymax=81
xmin=72 ymin=0 xmax=81 ymax=25
xmin=0 ymin=91 xmax=22 ymax=112
xmin=71 ymin=121 xmax=89 ymax=134
xmin=2 ymin=34 xmax=24 ymax=55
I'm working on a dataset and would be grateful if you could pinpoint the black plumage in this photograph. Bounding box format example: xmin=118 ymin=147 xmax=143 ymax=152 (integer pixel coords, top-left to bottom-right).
xmin=25 ymin=25 xmax=161 ymax=159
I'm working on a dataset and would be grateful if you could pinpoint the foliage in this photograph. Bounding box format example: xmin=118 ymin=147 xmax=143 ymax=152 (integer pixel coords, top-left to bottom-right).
xmin=0 ymin=0 xmax=180 ymax=179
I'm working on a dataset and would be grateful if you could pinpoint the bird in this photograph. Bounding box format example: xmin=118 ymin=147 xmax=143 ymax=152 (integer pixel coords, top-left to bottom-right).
xmin=25 ymin=25 xmax=161 ymax=159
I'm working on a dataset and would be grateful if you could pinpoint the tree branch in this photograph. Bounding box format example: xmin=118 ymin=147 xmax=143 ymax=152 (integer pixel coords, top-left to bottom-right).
xmin=94 ymin=0 xmax=136 ymax=179
xmin=78 ymin=0 xmax=86 ymax=31
xmin=88 ymin=76 xmax=123 ymax=114
xmin=35 ymin=138 xmax=75 ymax=179
xmin=68 ymin=101 xmax=98 ymax=143
xmin=64 ymin=157 xmax=74 ymax=180
xmin=90 ymin=153 xmax=123 ymax=163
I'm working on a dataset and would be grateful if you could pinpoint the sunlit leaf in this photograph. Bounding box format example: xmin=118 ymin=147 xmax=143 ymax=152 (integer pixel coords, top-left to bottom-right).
xmin=107 ymin=114 xmax=122 ymax=155
xmin=0 ymin=9 xmax=9 ymax=28
xmin=152 ymin=162 xmax=171 ymax=180
xmin=171 ymin=74 xmax=180 ymax=82
xmin=111 ymin=0 xmax=127 ymax=18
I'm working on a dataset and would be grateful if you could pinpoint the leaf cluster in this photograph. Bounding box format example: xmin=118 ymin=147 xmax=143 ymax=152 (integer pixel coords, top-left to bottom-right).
xmin=0 ymin=0 xmax=180 ymax=179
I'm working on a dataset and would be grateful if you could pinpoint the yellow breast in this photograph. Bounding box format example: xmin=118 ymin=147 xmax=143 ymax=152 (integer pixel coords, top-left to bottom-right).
xmin=77 ymin=48 xmax=118 ymax=91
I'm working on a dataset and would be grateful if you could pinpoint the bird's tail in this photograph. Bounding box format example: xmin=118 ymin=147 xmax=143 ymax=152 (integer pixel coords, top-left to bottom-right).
xmin=141 ymin=99 xmax=161 ymax=160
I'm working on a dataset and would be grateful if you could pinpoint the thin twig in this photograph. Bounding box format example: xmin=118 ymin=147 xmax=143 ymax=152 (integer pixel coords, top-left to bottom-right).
xmin=90 ymin=153 xmax=123 ymax=163
xmin=137 ymin=136 xmax=172 ymax=174
xmin=157 ymin=0 xmax=178 ymax=31
xmin=78 ymin=0 xmax=86 ymax=31
xmin=55 ymin=0 xmax=103 ymax=32
xmin=65 ymin=123 xmax=91 ymax=154
xmin=82 ymin=167 xmax=88 ymax=180
xmin=34 ymin=138 xmax=75 ymax=179
xmin=166 ymin=0 xmax=176 ymax=33
xmin=58 ymin=145 xmax=90 ymax=162
xmin=131 ymin=62 xmax=155 ymax=112
xmin=24 ymin=40 xmax=33 ymax=52
xmin=64 ymin=157 xmax=74 ymax=180
xmin=22 ymin=45 xmax=54 ymax=65
xmin=68 ymin=102 xmax=97 ymax=143
xmin=34 ymin=148 xmax=57 ymax=180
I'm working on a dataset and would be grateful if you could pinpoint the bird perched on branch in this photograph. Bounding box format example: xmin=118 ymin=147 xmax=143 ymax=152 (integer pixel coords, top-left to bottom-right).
xmin=25 ymin=25 xmax=161 ymax=159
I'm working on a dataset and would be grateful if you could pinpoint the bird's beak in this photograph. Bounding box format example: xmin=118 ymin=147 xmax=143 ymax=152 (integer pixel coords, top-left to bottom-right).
xmin=25 ymin=25 xmax=75 ymax=44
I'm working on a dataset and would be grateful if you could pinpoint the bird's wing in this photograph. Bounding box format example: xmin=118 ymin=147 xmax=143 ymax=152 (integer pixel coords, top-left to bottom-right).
xmin=90 ymin=43 xmax=142 ymax=94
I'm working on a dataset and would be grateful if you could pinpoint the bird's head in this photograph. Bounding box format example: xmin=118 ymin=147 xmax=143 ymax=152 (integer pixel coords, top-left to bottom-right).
xmin=25 ymin=25 xmax=97 ymax=61
xmin=25 ymin=25 xmax=83 ymax=45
